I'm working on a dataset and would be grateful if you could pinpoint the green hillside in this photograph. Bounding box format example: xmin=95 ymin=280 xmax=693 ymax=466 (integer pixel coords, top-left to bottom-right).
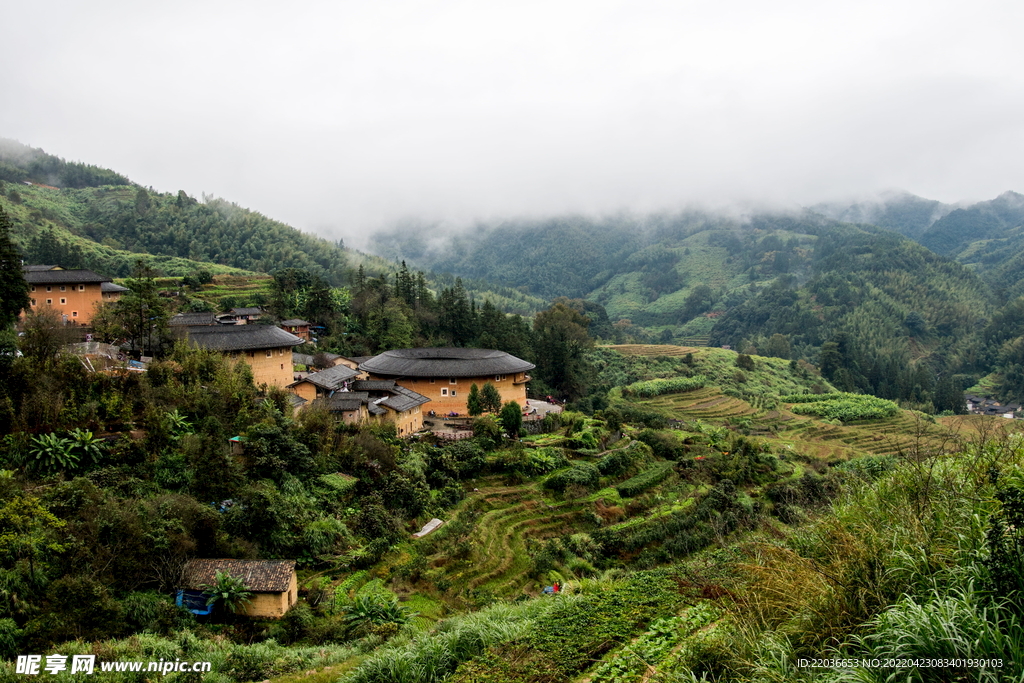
xmin=0 ymin=138 xmax=548 ymax=317
xmin=2 ymin=339 xmax=1018 ymax=683
xmin=370 ymin=211 xmax=1000 ymax=409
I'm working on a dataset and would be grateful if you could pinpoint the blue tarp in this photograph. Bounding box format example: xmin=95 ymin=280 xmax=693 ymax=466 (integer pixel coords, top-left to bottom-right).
xmin=176 ymin=589 xmax=214 ymax=615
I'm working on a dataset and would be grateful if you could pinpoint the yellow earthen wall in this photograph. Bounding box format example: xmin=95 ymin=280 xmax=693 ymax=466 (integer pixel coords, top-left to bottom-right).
xmin=290 ymin=381 xmax=318 ymax=403
xmin=237 ymin=573 xmax=297 ymax=619
xmin=388 ymin=373 xmax=528 ymax=415
xmin=230 ymin=347 xmax=295 ymax=388
xmin=26 ymin=283 xmax=104 ymax=324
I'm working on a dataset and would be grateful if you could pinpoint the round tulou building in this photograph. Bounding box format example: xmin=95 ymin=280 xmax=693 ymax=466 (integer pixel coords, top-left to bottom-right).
xmin=358 ymin=348 xmax=535 ymax=415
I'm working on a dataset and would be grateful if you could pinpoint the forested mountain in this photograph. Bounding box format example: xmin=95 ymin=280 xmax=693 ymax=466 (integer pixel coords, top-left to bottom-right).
xmin=811 ymin=190 xmax=954 ymax=240
xmin=1 ymin=178 xmax=349 ymax=281
xmin=10 ymin=133 xmax=1024 ymax=405
xmin=0 ymin=138 xmax=547 ymax=316
xmin=370 ymin=209 xmax=1022 ymax=407
xmin=0 ymin=138 xmax=132 ymax=189
xmin=816 ymin=190 xmax=1024 ymax=300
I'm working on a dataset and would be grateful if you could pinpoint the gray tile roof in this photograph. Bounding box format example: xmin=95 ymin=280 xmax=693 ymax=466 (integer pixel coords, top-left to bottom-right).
xmin=359 ymin=348 xmax=534 ymax=379
xmin=352 ymin=380 xmax=397 ymax=392
xmin=379 ymin=394 xmax=426 ymax=413
xmin=280 ymin=319 xmax=310 ymax=327
xmin=101 ymin=282 xmax=130 ymax=293
xmin=317 ymin=394 xmax=368 ymax=412
xmin=294 ymin=363 xmax=359 ymax=391
xmin=230 ymin=307 xmax=263 ymax=316
xmin=293 ymin=352 xmax=342 ymax=367
xmin=185 ymin=325 xmax=303 ymax=352
xmin=170 ymin=312 xmax=218 ymax=326
xmin=182 ymin=559 xmax=295 ymax=593
xmin=24 ymin=268 xmax=111 ymax=284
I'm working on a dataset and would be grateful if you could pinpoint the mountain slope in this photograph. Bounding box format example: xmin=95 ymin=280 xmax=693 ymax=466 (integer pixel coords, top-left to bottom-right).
xmin=810 ymin=190 xmax=955 ymax=240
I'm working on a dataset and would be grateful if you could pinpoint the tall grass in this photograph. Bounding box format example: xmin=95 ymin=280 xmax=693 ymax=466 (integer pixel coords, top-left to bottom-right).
xmin=0 ymin=632 xmax=356 ymax=683
xmin=702 ymin=433 xmax=1024 ymax=680
xmin=835 ymin=583 xmax=1024 ymax=682
xmin=341 ymin=598 xmax=565 ymax=683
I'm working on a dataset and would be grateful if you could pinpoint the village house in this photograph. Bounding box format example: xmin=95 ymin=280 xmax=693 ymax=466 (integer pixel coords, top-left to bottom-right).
xmin=22 ymin=265 xmax=125 ymax=325
xmin=351 ymin=379 xmax=431 ymax=436
xmin=358 ymin=347 xmax=534 ymax=416
xmin=279 ymin=318 xmax=312 ymax=342
xmin=183 ymin=325 xmax=304 ymax=388
xmin=287 ymin=363 xmax=360 ymax=404
xmin=101 ymin=281 xmax=130 ymax=301
xmin=228 ymin=307 xmax=263 ymax=324
xmin=964 ymin=394 xmax=1021 ymax=419
xmin=288 ymin=367 xmax=430 ymax=435
xmin=178 ymin=559 xmax=297 ymax=618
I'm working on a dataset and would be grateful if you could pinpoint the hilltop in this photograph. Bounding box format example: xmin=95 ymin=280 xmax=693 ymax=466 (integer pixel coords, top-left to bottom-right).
xmin=0 ymin=137 xmax=548 ymax=315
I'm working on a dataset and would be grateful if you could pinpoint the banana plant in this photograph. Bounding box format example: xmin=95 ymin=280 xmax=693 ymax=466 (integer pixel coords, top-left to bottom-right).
xmin=28 ymin=433 xmax=79 ymax=473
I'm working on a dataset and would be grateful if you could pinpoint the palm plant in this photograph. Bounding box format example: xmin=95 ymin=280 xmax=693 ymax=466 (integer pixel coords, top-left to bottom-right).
xmin=202 ymin=571 xmax=253 ymax=614
xmin=340 ymin=594 xmax=416 ymax=636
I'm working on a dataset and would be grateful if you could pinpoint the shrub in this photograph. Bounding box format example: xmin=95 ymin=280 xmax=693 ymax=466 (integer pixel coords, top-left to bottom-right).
xmin=635 ymin=429 xmax=684 ymax=460
xmin=341 ymin=594 xmax=417 ymax=638
xmin=343 ymin=599 xmax=558 ymax=683
xmin=544 ymin=462 xmax=601 ymax=493
xmin=598 ymin=441 xmax=653 ymax=476
xmin=499 ymin=401 xmax=523 ymax=437
xmin=615 ymin=462 xmax=674 ymax=497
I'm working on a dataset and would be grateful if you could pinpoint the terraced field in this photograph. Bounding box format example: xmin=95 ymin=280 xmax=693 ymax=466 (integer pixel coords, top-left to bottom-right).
xmin=602 ymin=344 xmax=700 ymax=357
xmin=629 ymin=378 xmax=965 ymax=463
xmin=427 ymin=480 xmax=589 ymax=597
xmin=642 ymin=388 xmax=758 ymax=420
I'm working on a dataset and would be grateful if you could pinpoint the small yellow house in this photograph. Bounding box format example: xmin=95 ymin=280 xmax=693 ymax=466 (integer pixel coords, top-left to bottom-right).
xmin=180 ymin=558 xmax=297 ymax=618
xmin=289 ymin=370 xmax=431 ymax=436
xmin=287 ymin=363 xmax=361 ymax=404
xmin=184 ymin=326 xmax=304 ymax=388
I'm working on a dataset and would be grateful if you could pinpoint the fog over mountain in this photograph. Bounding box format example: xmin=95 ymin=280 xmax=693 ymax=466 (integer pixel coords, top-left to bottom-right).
xmin=3 ymin=1 xmax=1024 ymax=246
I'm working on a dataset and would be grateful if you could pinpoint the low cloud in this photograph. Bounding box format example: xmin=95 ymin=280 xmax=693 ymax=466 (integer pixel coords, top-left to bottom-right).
xmin=2 ymin=0 xmax=1022 ymax=246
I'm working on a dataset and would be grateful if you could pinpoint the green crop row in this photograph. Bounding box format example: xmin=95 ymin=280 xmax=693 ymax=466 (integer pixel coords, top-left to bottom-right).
xmin=615 ymin=462 xmax=674 ymax=498
xmin=789 ymin=394 xmax=899 ymax=422
xmin=621 ymin=375 xmax=707 ymax=398
xmin=781 ymin=391 xmax=868 ymax=403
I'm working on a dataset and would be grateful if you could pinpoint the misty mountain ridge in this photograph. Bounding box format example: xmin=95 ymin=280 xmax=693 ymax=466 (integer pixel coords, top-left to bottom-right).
xmin=6 ymin=135 xmax=1024 ymax=402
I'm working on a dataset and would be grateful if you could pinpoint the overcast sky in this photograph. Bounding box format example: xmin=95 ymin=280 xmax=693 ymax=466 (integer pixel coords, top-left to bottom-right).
xmin=2 ymin=0 xmax=1023 ymax=244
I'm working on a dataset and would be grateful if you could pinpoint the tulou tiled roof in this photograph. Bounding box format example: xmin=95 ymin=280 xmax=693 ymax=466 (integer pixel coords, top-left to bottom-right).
xmin=184 ymin=325 xmax=303 ymax=352
xmin=294 ymin=363 xmax=359 ymax=391
xmin=352 ymin=379 xmax=398 ymax=392
xmin=182 ymin=559 xmax=295 ymax=593
xmin=315 ymin=392 xmax=370 ymax=413
xmin=101 ymin=282 xmax=130 ymax=293
xmin=293 ymin=352 xmax=342 ymax=367
xmin=360 ymin=348 xmax=534 ymax=379
xmin=24 ymin=267 xmax=111 ymax=284
xmin=279 ymin=319 xmax=310 ymax=327
xmin=378 ymin=384 xmax=431 ymax=412
xmin=170 ymin=312 xmax=218 ymax=326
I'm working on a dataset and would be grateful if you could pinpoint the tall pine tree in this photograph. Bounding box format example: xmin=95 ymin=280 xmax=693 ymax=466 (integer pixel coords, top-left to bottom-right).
xmin=0 ymin=206 xmax=29 ymax=328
